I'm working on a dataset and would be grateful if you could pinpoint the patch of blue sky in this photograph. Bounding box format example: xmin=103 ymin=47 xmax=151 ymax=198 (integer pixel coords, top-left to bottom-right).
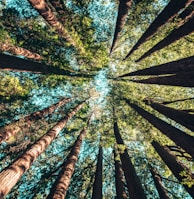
xmin=65 ymin=48 xmax=79 ymax=70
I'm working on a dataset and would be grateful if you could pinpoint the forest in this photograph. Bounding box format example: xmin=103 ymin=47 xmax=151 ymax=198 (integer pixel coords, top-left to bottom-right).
xmin=0 ymin=0 xmax=194 ymax=198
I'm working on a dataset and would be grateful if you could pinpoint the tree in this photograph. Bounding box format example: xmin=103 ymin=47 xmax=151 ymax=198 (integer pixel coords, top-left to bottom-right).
xmin=124 ymin=0 xmax=193 ymax=59
xmin=114 ymin=121 xmax=146 ymax=199
xmin=152 ymin=140 xmax=194 ymax=197
xmin=0 ymin=97 xmax=72 ymax=143
xmin=91 ymin=146 xmax=103 ymax=199
xmin=124 ymin=98 xmax=194 ymax=159
xmin=0 ymin=101 xmax=85 ymax=198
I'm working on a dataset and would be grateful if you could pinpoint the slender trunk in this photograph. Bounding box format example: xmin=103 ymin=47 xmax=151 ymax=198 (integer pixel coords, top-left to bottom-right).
xmin=47 ymin=126 xmax=87 ymax=199
xmin=124 ymin=0 xmax=193 ymax=59
xmin=92 ymin=146 xmax=103 ymax=199
xmin=0 ymin=101 xmax=85 ymax=198
xmin=152 ymin=141 xmax=194 ymax=197
xmin=136 ymin=16 xmax=194 ymax=62
xmin=0 ymin=53 xmax=93 ymax=78
xmin=119 ymin=56 xmax=194 ymax=77
xmin=149 ymin=165 xmax=170 ymax=199
xmin=124 ymin=98 xmax=194 ymax=159
xmin=113 ymin=149 xmax=128 ymax=199
xmin=0 ymin=42 xmax=42 ymax=60
xmin=0 ymin=98 xmax=72 ymax=143
xmin=114 ymin=122 xmax=146 ymax=199
xmin=132 ymin=71 xmax=194 ymax=87
xmin=145 ymin=99 xmax=194 ymax=131
xmin=110 ymin=0 xmax=133 ymax=53
xmin=161 ymin=97 xmax=194 ymax=105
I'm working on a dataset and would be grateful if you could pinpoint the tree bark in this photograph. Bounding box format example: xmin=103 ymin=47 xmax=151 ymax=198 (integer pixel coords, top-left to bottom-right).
xmin=113 ymin=149 xmax=128 ymax=199
xmin=114 ymin=122 xmax=146 ymax=199
xmin=0 ymin=98 xmax=72 ymax=143
xmin=136 ymin=15 xmax=194 ymax=62
xmin=144 ymin=99 xmax=194 ymax=132
xmin=119 ymin=56 xmax=194 ymax=77
xmin=124 ymin=98 xmax=194 ymax=159
xmin=92 ymin=146 xmax=103 ymax=199
xmin=124 ymin=0 xmax=193 ymax=59
xmin=152 ymin=141 xmax=194 ymax=197
xmin=0 ymin=101 xmax=85 ymax=198
xmin=149 ymin=165 xmax=170 ymax=199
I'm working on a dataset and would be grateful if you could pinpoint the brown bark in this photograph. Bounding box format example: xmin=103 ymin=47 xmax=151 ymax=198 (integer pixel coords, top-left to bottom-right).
xmin=144 ymin=99 xmax=194 ymax=132
xmin=114 ymin=122 xmax=146 ymax=199
xmin=92 ymin=146 xmax=103 ymax=199
xmin=124 ymin=0 xmax=193 ymax=59
xmin=119 ymin=56 xmax=194 ymax=77
xmin=136 ymin=15 xmax=194 ymax=62
xmin=149 ymin=165 xmax=170 ymax=199
xmin=114 ymin=149 xmax=128 ymax=199
xmin=132 ymin=71 xmax=194 ymax=87
xmin=0 ymin=42 xmax=42 ymax=60
xmin=124 ymin=98 xmax=194 ymax=159
xmin=110 ymin=0 xmax=133 ymax=53
xmin=0 ymin=98 xmax=72 ymax=143
xmin=152 ymin=141 xmax=194 ymax=197
xmin=47 ymin=126 xmax=87 ymax=199
xmin=0 ymin=101 xmax=85 ymax=198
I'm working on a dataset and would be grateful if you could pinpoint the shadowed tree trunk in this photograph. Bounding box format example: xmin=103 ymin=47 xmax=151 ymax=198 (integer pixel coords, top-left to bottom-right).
xmin=124 ymin=0 xmax=193 ymax=59
xmin=0 ymin=98 xmax=72 ymax=144
xmin=92 ymin=146 xmax=103 ymax=199
xmin=124 ymin=98 xmax=194 ymax=159
xmin=132 ymin=71 xmax=194 ymax=87
xmin=144 ymin=99 xmax=194 ymax=131
xmin=136 ymin=16 xmax=194 ymax=62
xmin=0 ymin=42 xmax=42 ymax=60
xmin=119 ymin=56 xmax=194 ymax=77
xmin=114 ymin=121 xmax=146 ymax=199
xmin=0 ymin=53 xmax=93 ymax=78
xmin=47 ymin=123 xmax=89 ymax=198
xmin=152 ymin=141 xmax=194 ymax=197
xmin=0 ymin=101 xmax=85 ymax=198
xmin=149 ymin=165 xmax=170 ymax=199
xmin=114 ymin=149 xmax=128 ymax=199
xmin=110 ymin=0 xmax=133 ymax=53
xmin=161 ymin=97 xmax=194 ymax=105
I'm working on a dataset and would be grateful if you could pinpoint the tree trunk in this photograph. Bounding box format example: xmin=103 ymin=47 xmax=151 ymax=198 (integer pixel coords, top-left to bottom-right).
xmin=132 ymin=71 xmax=194 ymax=87
xmin=124 ymin=0 xmax=193 ymax=59
xmin=152 ymin=141 xmax=194 ymax=197
xmin=0 ymin=98 xmax=72 ymax=143
xmin=136 ymin=15 xmax=194 ymax=62
xmin=47 ymin=126 xmax=87 ymax=199
xmin=144 ymin=99 xmax=194 ymax=132
xmin=113 ymin=149 xmax=128 ymax=199
xmin=0 ymin=42 xmax=42 ymax=60
xmin=149 ymin=165 xmax=170 ymax=199
xmin=92 ymin=146 xmax=103 ymax=199
xmin=161 ymin=97 xmax=194 ymax=105
xmin=110 ymin=0 xmax=133 ymax=53
xmin=124 ymin=98 xmax=194 ymax=159
xmin=114 ymin=122 xmax=146 ymax=199
xmin=119 ymin=56 xmax=194 ymax=77
xmin=0 ymin=101 xmax=85 ymax=198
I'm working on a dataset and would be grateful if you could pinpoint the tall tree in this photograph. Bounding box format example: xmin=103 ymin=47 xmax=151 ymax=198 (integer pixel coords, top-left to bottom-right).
xmin=47 ymin=119 xmax=90 ymax=199
xmin=114 ymin=121 xmax=146 ymax=199
xmin=0 ymin=101 xmax=85 ymax=198
xmin=136 ymin=16 xmax=194 ymax=62
xmin=110 ymin=0 xmax=133 ymax=53
xmin=144 ymin=99 xmax=194 ymax=132
xmin=124 ymin=0 xmax=193 ymax=59
xmin=119 ymin=56 xmax=194 ymax=77
xmin=152 ymin=141 xmax=194 ymax=197
xmin=91 ymin=146 xmax=103 ymax=199
xmin=149 ymin=165 xmax=170 ymax=199
xmin=0 ymin=97 xmax=72 ymax=143
xmin=124 ymin=98 xmax=194 ymax=159
xmin=113 ymin=149 xmax=128 ymax=199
